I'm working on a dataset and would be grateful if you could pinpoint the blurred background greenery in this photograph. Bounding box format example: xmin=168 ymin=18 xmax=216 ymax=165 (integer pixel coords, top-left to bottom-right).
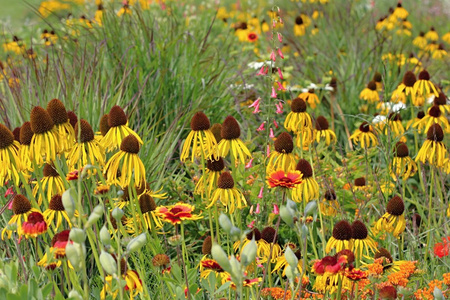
xmin=0 ymin=0 xmax=41 ymax=27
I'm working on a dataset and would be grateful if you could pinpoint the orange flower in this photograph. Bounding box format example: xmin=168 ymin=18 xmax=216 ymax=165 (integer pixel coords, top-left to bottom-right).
xmin=345 ymin=268 xmax=367 ymax=281
xmin=266 ymin=170 xmax=302 ymax=189
xmin=155 ymin=203 xmax=202 ymax=225
xmin=21 ymin=212 xmax=47 ymax=238
xmin=247 ymin=32 xmax=258 ymax=42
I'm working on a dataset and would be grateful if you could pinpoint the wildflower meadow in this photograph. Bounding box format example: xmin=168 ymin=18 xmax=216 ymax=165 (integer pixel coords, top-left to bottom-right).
xmin=0 ymin=0 xmax=449 ymax=299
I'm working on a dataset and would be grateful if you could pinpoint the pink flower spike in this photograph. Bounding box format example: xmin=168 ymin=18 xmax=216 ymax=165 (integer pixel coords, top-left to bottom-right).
xmin=247 ymin=220 xmax=255 ymax=229
xmin=245 ymin=158 xmax=254 ymax=169
xmin=272 ymin=204 xmax=279 ymax=215
xmin=272 ymin=19 xmax=277 ymax=27
xmin=7 ymin=199 xmax=13 ymax=210
xmin=275 ymin=102 xmax=283 ymax=114
xmin=277 ymin=48 xmax=284 ymax=59
xmin=258 ymin=187 xmax=264 ymax=199
xmin=276 ymin=81 xmax=285 ymax=91
xmin=266 ymin=145 xmax=270 ymax=157
xmin=255 ymin=203 xmax=261 ymax=214
xmin=277 ymin=68 xmax=284 ymax=80
xmin=5 ymin=187 xmax=13 ymax=197
xmin=270 ymin=50 xmax=276 ymax=61
xmin=249 ymin=98 xmax=260 ymax=108
xmin=269 ymin=128 xmax=275 ymax=138
xmin=277 ymin=33 xmax=283 ymax=43
xmin=256 ymin=65 xmax=266 ymax=76
xmin=271 ymin=86 xmax=277 ymax=98
xmin=257 ymin=122 xmax=265 ymax=132
xmin=273 ymin=120 xmax=279 ymax=128
xmin=252 ymin=103 xmax=261 ymax=114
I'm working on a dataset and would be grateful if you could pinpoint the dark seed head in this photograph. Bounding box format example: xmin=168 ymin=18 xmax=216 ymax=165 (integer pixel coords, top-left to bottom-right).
xmin=434 ymin=92 xmax=447 ymax=106
xmin=261 ymin=226 xmax=277 ymax=243
xmin=332 ymin=220 xmax=352 ymax=241
xmin=367 ymin=81 xmax=377 ymax=91
xmin=386 ymin=196 xmax=404 ymax=216
xmin=207 ymin=157 xmax=224 ymax=172
xmin=396 ymin=2 xmax=402 ymax=7
xmin=108 ymin=105 xmax=128 ymax=127
xmin=315 ymin=116 xmax=329 ymax=130
xmin=374 ymin=248 xmax=394 ymax=264
xmin=274 ymin=132 xmax=294 ymax=153
xmin=120 ymin=135 xmax=140 ymax=153
xmin=12 ymin=127 xmax=21 ymax=142
xmin=359 ymin=122 xmax=371 ymax=133
xmin=67 ymin=111 xmax=78 ymax=128
xmin=0 ymin=124 xmax=14 ymax=149
xmin=373 ymin=72 xmax=382 ymax=83
xmin=43 ymin=163 xmax=59 ymax=177
xmin=296 ymin=159 xmax=313 ymax=178
xmin=426 ymin=123 xmax=444 ymax=142
xmin=418 ymin=70 xmax=430 ymax=81
xmin=46 ymin=99 xmax=68 ymax=126
xmin=190 ymin=112 xmax=211 ymax=131
xmin=221 ymin=116 xmax=241 ymax=140
xmin=74 ymin=120 xmax=94 ymax=143
xmin=217 ymin=172 xmax=234 ymax=189
xmin=99 ymin=114 xmax=110 ymax=136
xmin=412 ymin=213 xmax=421 ymax=227
xmin=294 ymin=249 xmax=302 ymax=259
xmin=136 ymin=182 xmax=149 ymax=195
xmin=388 ymin=113 xmax=401 ymax=121
xmin=19 ymin=122 xmax=33 ymax=146
xmin=12 ymin=195 xmax=32 ymax=215
xmin=30 ymin=106 xmax=54 ymax=134
xmin=139 ymin=194 xmax=156 ymax=214
xmin=402 ymin=71 xmax=416 ymax=87
xmin=393 ymin=142 xmax=409 ymax=157
xmin=246 ymin=228 xmax=261 ymax=241
xmin=49 ymin=195 xmax=65 ymax=211
xmin=324 ymin=189 xmax=336 ymax=200
xmin=295 ymin=16 xmax=303 ymax=25
xmin=291 ymin=97 xmax=307 ymax=113
xmin=210 ymin=123 xmax=222 ymax=144
xmin=428 ymin=105 xmax=441 ymax=118
xmin=354 ymin=177 xmax=366 ymax=186
xmin=351 ymin=220 xmax=368 ymax=239
xmin=417 ymin=111 xmax=425 ymax=119
xmin=202 ymin=236 xmax=212 ymax=255
xmin=329 ymin=77 xmax=337 ymax=90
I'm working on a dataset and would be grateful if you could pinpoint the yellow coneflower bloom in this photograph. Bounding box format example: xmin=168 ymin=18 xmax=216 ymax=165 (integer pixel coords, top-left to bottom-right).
xmin=1 ymin=195 xmax=39 ymax=240
xmin=351 ymin=220 xmax=377 ymax=260
xmin=218 ymin=116 xmax=251 ymax=164
xmin=314 ymin=116 xmax=336 ymax=145
xmin=101 ymin=268 xmax=143 ymax=300
xmin=293 ymin=16 xmax=306 ymax=36
xmin=390 ymin=142 xmax=417 ymax=181
xmin=413 ymin=32 xmax=427 ymax=49
xmin=94 ymin=4 xmax=104 ymax=25
xmin=406 ymin=111 xmax=425 ymax=132
xmin=374 ymin=196 xmax=406 ymax=237
xmin=68 ymin=119 xmax=105 ymax=171
xmin=18 ymin=122 xmax=34 ymax=172
xmin=352 ymin=177 xmax=370 ymax=194
xmin=432 ymin=44 xmax=447 ymax=59
xmin=0 ymin=124 xmax=21 ymax=186
xmin=195 ymin=157 xmax=224 ymax=198
xmin=180 ymin=111 xmax=218 ymax=162
xmin=43 ymin=195 xmax=72 ymax=231
xmin=117 ymin=4 xmax=132 ymax=17
xmin=425 ymin=27 xmax=439 ymax=41
xmin=320 ymin=189 xmax=340 ymax=217
xmin=260 ymin=227 xmax=282 ymax=263
xmin=272 ymin=244 xmax=303 ymax=276
xmin=434 ymin=92 xmax=450 ymax=114
xmin=393 ymin=3 xmax=408 ymax=19
xmin=267 ymin=132 xmax=297 ymax=173
xmin=373 ymin=72 xmax=383 ymax=91
xmin=233 ymin=228 xmax=270 ymax=261
xmin=385 ymin=113 xmax=405 ymax=141
xmin=105 ymin=134 xmax=146 ymax=188
xmin=261 ymin=20 xmax=270 ymax=32
xmin=37 ymin=230 xmax=70 ymax=268
xmin=29 ymin=106 xmax=60 ymax=165
xmin=326 ymin=220 xmax=353 ymax=253
xmin=101 ymin=105 xmax=143 ymax=153
xmin=313 ymin=273 xmax=352 ymax=295
xmin=292 ymin=159 xmax=319 ymax=203
xmin=234 ymin=22 xmax=249 ymax=42
xmin=299 ymin=89 xmax=320 ymax=109
xmin=33 ymin=163 xmax=65 ymax=205
xmin=46 ymin=99 xmax=75 ymax=153
xmin=295 ymin=127 xmax=315 ymax=150
xmin=349 ymin=122 xmax=378 ymax=149
xmin=413 ymin=70 xmax=439 ymax=97
xmin=390 ymin=89 xmax=406 ymax=104
xmin=284 ymin=97 xmax=312 ymax=133
xmin=415 ymin=124 xmax=447 ymax=167
xmin=126 ymin=194 xmax=162 ymax=234
xmin=206 ymin=172 xmax=246 ymax=213
xmin=395 ymin=71 xmax=417 ymax=104
xmin=413 ymin=105 xmax=450 ymax=133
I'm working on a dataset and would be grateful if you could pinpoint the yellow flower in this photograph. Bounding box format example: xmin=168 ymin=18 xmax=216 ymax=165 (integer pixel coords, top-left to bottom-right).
xmin=349 ymin=122 xmax=378 ymax=149
xmin=272 ymin=245 xmax=302 ymax=276
xmin=390 ymin=142 xmax=417 ymax=181
xmin=2 ymin=195 xmax=39 ymax=240
xmin=126 ymin=194 xmax=162 ymax=234
xmin=425 ymin=27 xmax=439 ymax=41
xmin=46 ymin=99 xmax=75 ymax=153
xmin=218 ymin=116 xmax=251 ymax=164
xmin=292 ymin=159 xmax=319 ymax=203
xmin=320 ymin=189 xmax=340 ymax=217
xmin=233 ymin=228 xmax=271 ymax=261
xmin=413 ymin=70 xmax=440 ymax=98
xmin=326 ymin=220 xmax=353 ymax=253
xmin=207 ymin=172 xmax=246 ymax=213
xmin=0 ymin=124 xmax=21 ymax=187
xmin=314 ymin=116 xmax=336 ymax=145
xmin=117 ymin=4 xmax=132 ymax=17
xmin=395 ymin=71 xmax=417 ymax=104
xmin=267 ymin=132 xmax=296 ymax=173
xmin=374 ymin=196 xmax=406 ymax=237
xmin=284 ymin=98 xmax=312 ymax=133
xmin=351 ymin=220 xmax=377 ymax=260
xmin=412 ymin=32 xmax=427 ymax=49
xmin=33 ymin=163 xmax=65 ymax=205
xmin=194 ymin=157 xmax=224 ymax=198
xmin=43 ymin=195 xmax=72 ymax=231
xmin=359 ymin=81 xmax=379 ymax=104
xmin=415 ymin=124 xmax=447 ymax=167
xmin=298 ymin=89 xmax=320 ymax=109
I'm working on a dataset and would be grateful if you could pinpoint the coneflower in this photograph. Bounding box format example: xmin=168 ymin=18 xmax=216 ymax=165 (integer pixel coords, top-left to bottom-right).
xmin=194 ymin=157 xmax=225 ymax=197
xmin=292 ymin=159 xmax=319 ymax=203
xmin=413 ymin=105 xmax=450 ymax=133
xmin=267 ymin=132 xmax=296 ymax=172
xmin=351 ymin=220 xmax=377 ymax=259
xmin=314 ymin=116 xmax=336 ymax=145
xmin=29 ymin=106 xmax=60 ymax=165
xmin=390 ymin=142 xmax=417 ymax=181
xmin=395 ymin=71 xmax=417 ymax=105
xmin=1 ymin=194 xmax=39 ymax=239
xmin=320 ymin=189 xmax=340 ymax=216
xmin=413 ymin=70 xmax=439 ymax=97
xmin=415 ymin=123 xmax=447 ymax=167
xmin=284 ymin=97 xmax=312 ymax=133
xmin=207 ymin=171 xmax=246 ymax=213
xmin=359 ymin=81 xmax=379 ymax=104
xmin=32 ymin=163 xmax=65 ymax=205
xmin=349 ymin=122 xmax=378 ymax=148
xmin=46 ymin=99 xmax=75 ymax=152
xmin=0 ymin=124 xmax=21 ymax=186
xmin=43 ymin=195 xmax=72 ymax=231
xmin=19 ymin=121 xmax=33 ymax=172
xmin=326 ymin=220 xmax=353 ymax=253
xmin=218 ymin=116 xmax=251 ymax=164
xmin=127 ymin=194 xmax=162 ymax=233
xmin=374 ymin=196 xmax=406 ymax=237
xmin=299 ymin=89 xmax=320 ymax=109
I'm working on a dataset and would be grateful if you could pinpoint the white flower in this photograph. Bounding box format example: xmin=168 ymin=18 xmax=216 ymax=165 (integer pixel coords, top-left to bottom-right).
xmin=427 ymin=94 xmax=435 ymax=104
xmin=247 ymin=61 xmax=272 ymax=69
xmin=392 ymin=102 xmax=406 ymax=113
xmin=372 ymin=115 xmax=387 ymax=124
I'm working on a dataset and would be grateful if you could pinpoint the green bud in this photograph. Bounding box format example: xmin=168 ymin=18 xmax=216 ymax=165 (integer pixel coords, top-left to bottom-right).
xmin=111 ymin=207 xmax=124 ymax=221
xmin=219 ymin=214 xmax=232 ymax=234
xmin=229 ymin=255 xmax=242 ymax=281
xmin=434 ymin=287 xmax=445 ymax=300
xmin=69 ymin=228 xmax=85 ymax=244
xmin=287 ymin=199 xmax=297 ymax=211
xmin=211 ymin=243 xmax=231 ymax=274
xmin=304 ymin=201 xmax=317 ymax=216
xmin=68 ymin=290 xmax=83 ymax=300
xmin=280 ymin=206 xmax=294 ymax=227
xmin=285 ymin=265 xmax=297 ymax=285
xmin=301 ymin=224 xmax=308 ymax=240
xmin=62 ymin=188 xmax=75 ymax=218
xmin=66 ymin=242 xmax=82 ymax=271
xmin=241 ymin=237 xmax=257 ymax=267
xmin=100 ymin=251 xmax=117 ymax=275
xmin=284 ymin=246 xmax=298 ymax=268
xmin=84 ymin=204 xmax=104 ymax=228
xmin=100 ymin=225 xmax=111 ymax=246
xmin=229 ymin=226 xmax=241 ymax=240
xmin=126 ymin=232 xmax=147 ymax=254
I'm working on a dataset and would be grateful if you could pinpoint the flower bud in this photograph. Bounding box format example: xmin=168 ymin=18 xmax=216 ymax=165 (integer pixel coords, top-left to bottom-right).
xmin=280 ymin=206 xmax=294 ymax=227
xmin=62 ymin=188 xmax=75 ymax=218
xmin=285 ymin=265 xmax=297 ymax=285
xmin=219 ymin=213 xmax=233 ymax=234
xmin=284 ymin=246 xmax=299 ymax=268
xmin=229 ymin=255 xmax=242 ymax=281
xmin=66 ymin=242 xmax=84 ymax=271
xmin=126 ymin=232 xmax=147 ymax=253
xmin=100 ymin=251 xmax=117 ymax=275
xmin=111 ymin=207 xmax=124 ymax=221
xmin=84 ymin=204 xmax=104 ymax=228
xmin=69 ymin=228 xmax=86 ymax=244
xmin=301 ymin=224 xmax=308 ymax=240
xmin=211 ymin=243 xmax=231 ymax=274
xmin=287 ymin=199 xmax=297 ymax=211
xmin=241 ymin=237 xmax=257 ymax=267
xmin=68 ymin=289 xmax=83 ymax=300
xmin=304 ymin=200 xmax=317 ymax=216
xmin=434 ymin=287 xmax=445 ymax=300
xmin=100 ymin=225 xmax=111 ymax=246
xmin=230 ymin=226 xmax=241 ymax=240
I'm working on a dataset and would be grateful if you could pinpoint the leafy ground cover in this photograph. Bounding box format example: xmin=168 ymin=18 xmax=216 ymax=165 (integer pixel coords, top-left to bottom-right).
xmin=0 ymin=0 xmax=449 ymax=299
